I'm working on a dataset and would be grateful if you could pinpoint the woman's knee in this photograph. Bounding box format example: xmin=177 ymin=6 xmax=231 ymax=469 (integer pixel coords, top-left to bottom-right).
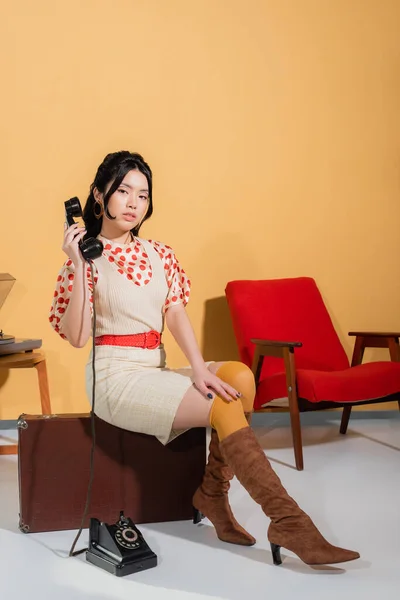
xmin=211 ymin=361 xmax=255 ymax=413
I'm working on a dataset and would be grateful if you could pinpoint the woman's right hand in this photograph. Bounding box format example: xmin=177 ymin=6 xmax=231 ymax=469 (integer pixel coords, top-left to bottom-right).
xmin=62 ymin=223 xmax=86 ymax=267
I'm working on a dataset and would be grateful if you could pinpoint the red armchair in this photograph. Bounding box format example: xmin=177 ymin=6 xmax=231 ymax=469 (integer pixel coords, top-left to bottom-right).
xmin=225 ymin=277 xmax=400 ymax=471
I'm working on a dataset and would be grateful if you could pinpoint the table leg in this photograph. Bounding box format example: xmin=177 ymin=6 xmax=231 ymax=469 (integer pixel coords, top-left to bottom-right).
xmin=0 ymin=445 xmax=17 ymax=455
xmin=34 ymin=359 xmax=51 ymax=415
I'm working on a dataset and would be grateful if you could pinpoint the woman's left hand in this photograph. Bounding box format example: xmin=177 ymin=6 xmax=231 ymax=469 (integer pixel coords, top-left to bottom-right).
xmin=192 ymin=366 xmax=240 ymax=402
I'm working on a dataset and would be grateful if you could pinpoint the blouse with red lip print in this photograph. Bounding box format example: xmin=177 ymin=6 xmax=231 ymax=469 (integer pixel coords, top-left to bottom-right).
xmin=49 ymin=237 xmax=191 ymax=340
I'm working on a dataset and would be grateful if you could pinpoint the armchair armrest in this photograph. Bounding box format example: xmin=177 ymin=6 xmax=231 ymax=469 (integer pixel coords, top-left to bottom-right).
xmin=349 ymin=331 xmax=400 ymax=338
xmin=251 ymin=338 xmax=302 ymax=348
xmin=349 ymin=332 xmax=400 ymax=365
xmin=250 ymin=338 xmax=302 ymax=383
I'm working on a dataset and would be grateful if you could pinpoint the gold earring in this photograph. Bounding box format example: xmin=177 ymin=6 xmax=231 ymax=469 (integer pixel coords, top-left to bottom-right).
xmin=94 ymin=199 xmax=104 ymax=219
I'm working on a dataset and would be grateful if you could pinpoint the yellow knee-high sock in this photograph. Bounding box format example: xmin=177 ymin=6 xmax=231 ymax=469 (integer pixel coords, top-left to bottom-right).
xmin=209 ymin=394 xmax=249 ymax=441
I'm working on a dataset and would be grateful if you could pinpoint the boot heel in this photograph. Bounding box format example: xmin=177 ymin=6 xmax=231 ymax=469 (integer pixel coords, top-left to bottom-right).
xmin=193 ymin=507 xmax=204 ymax=524
xmin=270 ymin=542 xmax=282 ymax=565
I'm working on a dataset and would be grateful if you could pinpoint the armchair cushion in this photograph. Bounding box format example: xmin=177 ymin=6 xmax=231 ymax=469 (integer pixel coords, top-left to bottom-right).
xmin=255 ymin=361 xmax=400 ymax=409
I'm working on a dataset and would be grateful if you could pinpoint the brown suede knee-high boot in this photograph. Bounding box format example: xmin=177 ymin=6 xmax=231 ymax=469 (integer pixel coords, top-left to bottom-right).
xmin=220 ymin=427 xmax=360 ymax=565
xmin=192 ymin=414 xmax=255 ymax=546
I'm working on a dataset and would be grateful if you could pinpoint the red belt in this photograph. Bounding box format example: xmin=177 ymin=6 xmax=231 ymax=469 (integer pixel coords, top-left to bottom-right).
xmin=95 ymin=331 xmax=161 ymax=350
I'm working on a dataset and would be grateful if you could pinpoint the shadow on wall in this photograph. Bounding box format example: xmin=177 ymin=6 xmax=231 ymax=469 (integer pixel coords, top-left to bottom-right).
xmin=0 ymin=370 xmax=10 ymax=392
xmin=201 ymin=296 xmax=240 ymax=363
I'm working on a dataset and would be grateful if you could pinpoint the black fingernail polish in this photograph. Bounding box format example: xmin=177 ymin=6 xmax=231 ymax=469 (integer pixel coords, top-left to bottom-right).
xmin=236 ymin=393 xmax=241 ymax=398
xmin=207 ymin=393 xmax=213 ymax=399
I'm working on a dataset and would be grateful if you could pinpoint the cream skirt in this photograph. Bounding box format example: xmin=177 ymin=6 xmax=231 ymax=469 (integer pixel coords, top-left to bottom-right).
xmin=85 ymin=344 xmax=212 ymax=444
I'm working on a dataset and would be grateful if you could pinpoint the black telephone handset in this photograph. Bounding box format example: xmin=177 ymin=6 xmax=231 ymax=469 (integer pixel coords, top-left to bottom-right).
xmin=64 ymin=197 xmax=103 ymax=261
xmin=86 ymin=511 xmax=157 ymax=576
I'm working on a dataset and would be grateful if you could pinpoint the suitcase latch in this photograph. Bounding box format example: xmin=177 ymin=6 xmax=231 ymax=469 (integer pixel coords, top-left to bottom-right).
xmin=17 ymin=416 xmax=27 ymax=430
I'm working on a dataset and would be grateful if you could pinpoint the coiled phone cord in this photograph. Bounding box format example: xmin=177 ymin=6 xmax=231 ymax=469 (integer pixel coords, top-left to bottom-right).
xmin=69 ymin=260 xmax=97 ymax=557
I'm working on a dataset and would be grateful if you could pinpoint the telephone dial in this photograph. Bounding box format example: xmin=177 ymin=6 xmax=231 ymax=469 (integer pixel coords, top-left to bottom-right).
xmin=86 ymin=511 xmax=157 ymax=576
xmin=64 ymin=197 xmax=103 ymax=261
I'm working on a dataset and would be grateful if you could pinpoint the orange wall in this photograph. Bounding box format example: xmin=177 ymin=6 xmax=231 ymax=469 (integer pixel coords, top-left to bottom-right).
xmin=1 ymin=0 xmax=399 ymax=417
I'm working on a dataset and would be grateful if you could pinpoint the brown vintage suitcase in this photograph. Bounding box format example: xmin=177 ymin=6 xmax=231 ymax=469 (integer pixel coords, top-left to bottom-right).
xmin=17 ymin=413 xmax=206 ymax=533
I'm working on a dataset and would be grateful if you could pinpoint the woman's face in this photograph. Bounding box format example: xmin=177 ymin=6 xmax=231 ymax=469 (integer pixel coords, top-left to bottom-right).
xmin=97 ymin=169 xmax=149 ymax=237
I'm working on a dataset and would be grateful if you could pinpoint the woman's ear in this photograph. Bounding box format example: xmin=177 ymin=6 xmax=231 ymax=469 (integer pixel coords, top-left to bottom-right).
xmin=93 ymin=187 xmax=103 ymax=203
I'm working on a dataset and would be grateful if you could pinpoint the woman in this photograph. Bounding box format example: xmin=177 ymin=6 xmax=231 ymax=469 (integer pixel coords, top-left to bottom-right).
xmin=50 ymin=150 xmax=359 ymax=566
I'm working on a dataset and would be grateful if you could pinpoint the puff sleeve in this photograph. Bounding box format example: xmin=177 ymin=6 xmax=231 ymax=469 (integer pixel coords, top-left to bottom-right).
xmin=49 ymin=259 xmax=98 ymax=339
xmin=149 ymin=241 xmax=191 ymax=312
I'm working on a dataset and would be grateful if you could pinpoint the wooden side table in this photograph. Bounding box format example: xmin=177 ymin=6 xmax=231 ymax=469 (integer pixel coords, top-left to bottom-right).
xmin=0 ymin=351 xmax=51 ymax=455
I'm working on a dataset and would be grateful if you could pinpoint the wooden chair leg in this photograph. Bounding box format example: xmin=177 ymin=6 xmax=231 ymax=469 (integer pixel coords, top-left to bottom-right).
xmin=283 ymin=348 xmax=304 ymax=471
xmin=340 ymin=406 xmax=352 ymax=434
xmin=289 ymin=402 xmax=303 ymax=471
xmin=34 ymin=359 xmax=51 ymax=415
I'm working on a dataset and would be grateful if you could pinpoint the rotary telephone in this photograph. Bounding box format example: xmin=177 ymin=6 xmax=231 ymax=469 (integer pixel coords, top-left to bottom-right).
xmin=86 ymin=511 xmax=157 ymax=576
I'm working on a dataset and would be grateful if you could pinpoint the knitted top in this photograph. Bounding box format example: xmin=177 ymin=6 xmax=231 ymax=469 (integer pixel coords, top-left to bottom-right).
xmin=49 ymin=235 xmax=191 ymax=340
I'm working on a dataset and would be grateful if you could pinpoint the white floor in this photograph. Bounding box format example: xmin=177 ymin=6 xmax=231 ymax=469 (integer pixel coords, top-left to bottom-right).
xmin=1 ymin=412 xmax=399 ymax=600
